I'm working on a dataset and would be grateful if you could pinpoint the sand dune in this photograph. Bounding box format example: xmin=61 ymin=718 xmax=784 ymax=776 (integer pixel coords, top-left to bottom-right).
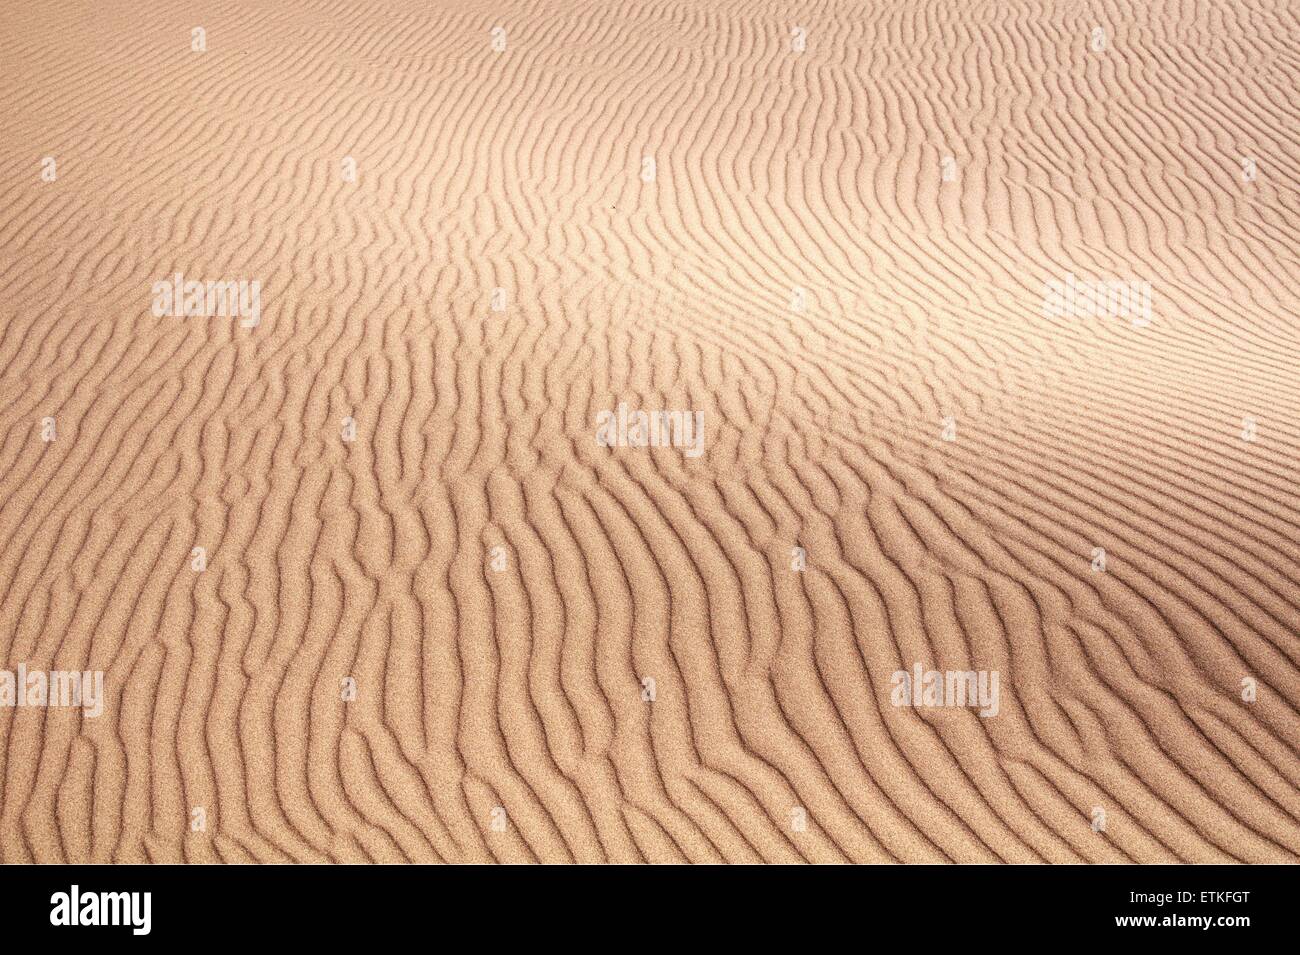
xmin=0 ymin=0 xmax=1297 ymax=862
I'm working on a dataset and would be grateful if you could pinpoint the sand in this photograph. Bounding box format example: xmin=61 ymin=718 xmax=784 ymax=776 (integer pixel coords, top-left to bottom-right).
xmin=0 ymin=0 xmax=1297 ymax=863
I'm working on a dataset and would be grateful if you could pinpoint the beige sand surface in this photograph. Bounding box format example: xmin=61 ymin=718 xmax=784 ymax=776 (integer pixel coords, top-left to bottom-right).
xmin=0 ymin=0 xmax=1297 ymax=862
